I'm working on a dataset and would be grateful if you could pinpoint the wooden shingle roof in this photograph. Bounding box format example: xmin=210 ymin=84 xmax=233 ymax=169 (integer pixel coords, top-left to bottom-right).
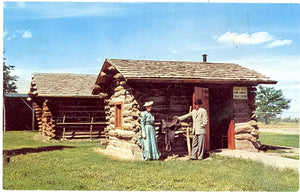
xmin=32 ymin=73 xmax=98 ymax=97
xmin=96 ymin=59 xmax=277 ymax=85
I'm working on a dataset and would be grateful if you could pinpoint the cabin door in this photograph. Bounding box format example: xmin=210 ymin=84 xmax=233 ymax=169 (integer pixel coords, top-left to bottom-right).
xmin=193 ymin=87 xmax=210 ymax=152
xmin=228 ymin=120 xmax=235 ymax=149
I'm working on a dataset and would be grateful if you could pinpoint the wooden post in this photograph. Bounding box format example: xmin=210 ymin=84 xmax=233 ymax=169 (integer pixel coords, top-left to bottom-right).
xmin=186 ymin=105 xmax=193 ymax=156
xmin=90 ymin=117 xmax=94 ymax=140
xmin=228 ymin=120 xmax=235 ymax=150
xmin=186 ymin=127 xmax=191 ymax=156
xmin=32 ymin=102 xmax=35 ymax=130
xmin=62 ymin=115 xmax=66 ymax=140
xmin=3 ymin=97 xmax=6 ymax=132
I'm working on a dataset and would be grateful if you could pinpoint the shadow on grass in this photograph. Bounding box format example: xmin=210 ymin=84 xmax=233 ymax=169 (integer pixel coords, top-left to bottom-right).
xmin=258 ymin=144 xmax=291 ymax=152
xmin=3 ymin=146 xmax=75 ymax=157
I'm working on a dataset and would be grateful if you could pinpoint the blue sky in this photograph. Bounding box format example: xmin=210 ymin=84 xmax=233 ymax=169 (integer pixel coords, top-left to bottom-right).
xmin=3 ymin=2 xmax=300 ymax=115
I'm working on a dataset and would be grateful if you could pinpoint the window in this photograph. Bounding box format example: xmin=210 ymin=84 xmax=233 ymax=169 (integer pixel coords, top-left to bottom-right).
xmin=114 ymin=102 xmax=123 ymax=129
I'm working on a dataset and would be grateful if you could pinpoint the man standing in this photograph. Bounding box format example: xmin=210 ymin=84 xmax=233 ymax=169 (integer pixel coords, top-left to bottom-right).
xmin=178 ymin=99 xmax=208 ymax=160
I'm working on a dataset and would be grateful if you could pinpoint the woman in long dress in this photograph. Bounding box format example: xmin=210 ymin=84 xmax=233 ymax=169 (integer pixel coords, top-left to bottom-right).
xmin=140 ymin=101 xmax=161 ymax=160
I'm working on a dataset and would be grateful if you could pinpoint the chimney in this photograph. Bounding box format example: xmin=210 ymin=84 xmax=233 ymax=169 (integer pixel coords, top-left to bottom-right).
xmin=202 ymin=54 xmax=207 ymax=62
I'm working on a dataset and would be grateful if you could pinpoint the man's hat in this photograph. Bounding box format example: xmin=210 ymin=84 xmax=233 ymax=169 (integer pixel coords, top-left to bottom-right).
xmin=143 ymin=101 xmax=154 ymax=107
xmin=194 ymin=99 xmax=203 ymax=105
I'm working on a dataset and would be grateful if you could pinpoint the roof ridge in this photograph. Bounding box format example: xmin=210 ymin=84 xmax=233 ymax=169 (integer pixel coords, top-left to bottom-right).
xmin=33 ymin=72 xmax=98 ymax=75
xmin=106 ymin=58 xmax=237 ymax=65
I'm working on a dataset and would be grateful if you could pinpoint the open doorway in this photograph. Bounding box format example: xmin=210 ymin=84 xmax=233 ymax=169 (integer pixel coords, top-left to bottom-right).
xmin=209 ymin=87 xmax=233 ymax=150
xmin=193 ymin=87 xmax=210 ymax=152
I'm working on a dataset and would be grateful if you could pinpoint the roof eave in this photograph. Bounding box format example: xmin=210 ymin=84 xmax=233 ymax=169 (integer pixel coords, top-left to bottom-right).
xmin=126 ymin=77 xmax=277 ymax=85
xmin=35 ymin=95 xmax=100 ymax=98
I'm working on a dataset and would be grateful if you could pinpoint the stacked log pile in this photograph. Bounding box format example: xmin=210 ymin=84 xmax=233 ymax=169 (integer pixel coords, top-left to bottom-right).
xmin=32 ymin=100 xmax=56 ymax=138
xmin=28 ymin=77 xmax=56 ymax=139
xmin=234 ymin=86 xmax=260 ymax=151
xmin=234 ymin=120 xmax=259 ymax=151
xmin=40 ymin=100 xmax=56 ymax=138
xmin=27 ymin=78 xmax=38 ymax=102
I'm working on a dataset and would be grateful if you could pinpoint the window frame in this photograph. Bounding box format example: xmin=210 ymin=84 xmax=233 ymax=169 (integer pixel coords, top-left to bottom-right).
xmin=114 ymin=101 xmax=123 ymax=129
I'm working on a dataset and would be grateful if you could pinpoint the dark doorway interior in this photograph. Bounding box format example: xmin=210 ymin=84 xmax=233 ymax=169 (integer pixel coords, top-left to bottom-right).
xmin=209 ymin=87 xmax=233 ymax=150
xmin=4 ymin=96 xmax=33 ymax=131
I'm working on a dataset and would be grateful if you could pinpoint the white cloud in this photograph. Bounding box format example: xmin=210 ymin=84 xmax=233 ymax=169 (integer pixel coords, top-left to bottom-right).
xmin=16 ymin=2 xmax=26 ymax=9
xmin=169 ymin=48 xmax=179 ymax=54
xmin=232 ymin=56 xmax=300 ymax=114
xmin=233 ymin=55 xmax=300 ymax=83
xmin=266 ymin=39 xmax=292 ymax=48
xmin=287 ymin=83 xmax=300 ymax=91
xmin=22 ymin=30 xmax=32 ymax=38
xmin=3 ymin=29 xmax=32 ymax=40
xmin=3 ymin=31 xmax=8 ymax=38
xmin=216 ymin=31 xmax=273 ymax=45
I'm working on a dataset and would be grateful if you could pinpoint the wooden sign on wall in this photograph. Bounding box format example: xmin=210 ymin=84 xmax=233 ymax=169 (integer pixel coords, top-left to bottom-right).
xmin=233 ymin=86 xmax=248 ymax=100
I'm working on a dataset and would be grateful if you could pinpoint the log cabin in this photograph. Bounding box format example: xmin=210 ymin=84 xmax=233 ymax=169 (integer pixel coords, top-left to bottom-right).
xmin=27 ymin=73 xmax=107 ymax=140
xmin=93 ymin=55 xmax=277 ymax=159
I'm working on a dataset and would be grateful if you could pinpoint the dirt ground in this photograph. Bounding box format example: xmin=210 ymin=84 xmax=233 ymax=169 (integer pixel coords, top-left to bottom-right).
xmin=215 ymin=149 xmax=299 ymax=171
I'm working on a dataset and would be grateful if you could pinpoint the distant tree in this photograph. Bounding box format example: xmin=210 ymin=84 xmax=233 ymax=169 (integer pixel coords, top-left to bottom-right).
xmin=3 ymin=54 xmax=18 ymax=94
xmin=3 ymin=53 xmax=18 ymax=131
xmin=255 ymin=85 xmax=291 ymax=124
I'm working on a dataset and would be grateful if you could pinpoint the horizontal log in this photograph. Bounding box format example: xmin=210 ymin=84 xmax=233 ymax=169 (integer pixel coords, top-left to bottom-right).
xmin=100 ymin=71 xmax=108 ymax=77
xmin=113 ymin=73 xmax=123 ymax=79
xmin=56 ymin=116 xmax=106 ymax=120
xmin=235 ymin=139 xmax=258 ymax=152
xmin=122 ymin=123 xmax=133 ymax=130
xmin=56 ymin=122 xmax=109 ymax=126
xmin=119 ymin=81 xmax=126 ymax=86
xmin=58 ymin=105 xmax=105 ymax=109
xmin=114 ymin=86 xmax=125 ymax=92
xmin=235 ymin=133 xmax=257 ymax=142
xmin=251 ymin=129 xmax=259 ymax=136
xmin=54 ymin=110 xmax=105 ymax=113
xmin=114 ymin=89 xmax=126 ymax=97
xmin=108 ymin=129 xmax=136 ymax=139
xmin=234 ymin=124 xmax=254 ymax=134
xmin=62 ymin=135 xmax=104 ymax=139
xmin=103 ymin=65 xmax=118 ymax=75
xmin=248 ymin=120 xmax=258 ymax=128
xmin=99 ymin=93 xmax=109 ymax=99
xmin=63 ymin=131 xmax=103 ymax=135
xmin=145 ymin=96 xmax=167 ymax=105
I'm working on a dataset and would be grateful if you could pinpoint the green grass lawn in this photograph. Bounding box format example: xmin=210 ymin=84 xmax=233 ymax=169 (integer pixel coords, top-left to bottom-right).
xmin=259 ymin=132 xmax=299 ymax=148
xmin=257 ymin=122 xmax=299 ymax=129
xmin=259 ymin=132 xmax=299 ymax=160
xmin=2 ymin=131 xmax=299 ymax=191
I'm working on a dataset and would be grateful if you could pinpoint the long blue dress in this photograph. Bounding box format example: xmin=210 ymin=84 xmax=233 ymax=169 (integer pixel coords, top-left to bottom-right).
xmin=140 ymin=111 xmax=161 ymax=160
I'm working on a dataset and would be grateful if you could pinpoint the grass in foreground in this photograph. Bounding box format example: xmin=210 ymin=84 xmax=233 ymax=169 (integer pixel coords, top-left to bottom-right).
xmin=3 ymin=131 xmax=299 ymax=191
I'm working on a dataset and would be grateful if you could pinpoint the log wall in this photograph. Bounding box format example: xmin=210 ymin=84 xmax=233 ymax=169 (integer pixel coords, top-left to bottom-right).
xmin=102 ymin=82 xmax=194 ymax=158
xmin=233 ymin=86 xmax=260 ymax=151
xmin=97 ymin=65 xmax=194 ymax=158
xmin=28 ymin=76 xmax=106 ymax=140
